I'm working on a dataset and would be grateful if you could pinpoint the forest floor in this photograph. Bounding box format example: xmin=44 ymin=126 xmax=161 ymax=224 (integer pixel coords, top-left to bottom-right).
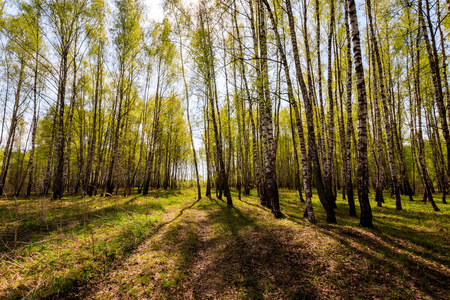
xmin=0 ymin=188 xmax=449 ymax=299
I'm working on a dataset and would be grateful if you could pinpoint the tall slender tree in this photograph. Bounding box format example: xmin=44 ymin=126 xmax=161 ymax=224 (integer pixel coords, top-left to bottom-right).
xmin=346 ymin=0 xmax=373 ymax=228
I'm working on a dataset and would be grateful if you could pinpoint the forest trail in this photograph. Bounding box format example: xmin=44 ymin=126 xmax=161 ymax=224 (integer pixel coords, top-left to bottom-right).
xmin=72 ymin=192 xmax=449 ymax=300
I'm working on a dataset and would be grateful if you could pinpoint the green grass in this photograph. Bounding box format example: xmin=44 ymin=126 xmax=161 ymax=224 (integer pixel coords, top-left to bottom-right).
xmin=0 ymin=188 xmax=194 ymax=299
xmin=280 ymin=189 xmax=449 ymax=261
xmin=278 ymin=189 xmax=449 ymax=299
xmin=0 ymin=187 xmax=448 ymax=299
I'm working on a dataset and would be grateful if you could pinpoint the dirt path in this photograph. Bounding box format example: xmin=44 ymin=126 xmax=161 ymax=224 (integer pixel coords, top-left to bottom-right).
xmin=77 ymin=195 xmax=449 ymax=300
xmin=75 ymin=195 xmax=201 ymax=299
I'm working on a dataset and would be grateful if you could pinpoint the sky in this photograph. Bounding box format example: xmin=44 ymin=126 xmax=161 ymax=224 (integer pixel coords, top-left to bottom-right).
xmin=145 ymin=0 xmax=199 ymax=21
xmin=145 ymin=0 xmax=165 ymax=22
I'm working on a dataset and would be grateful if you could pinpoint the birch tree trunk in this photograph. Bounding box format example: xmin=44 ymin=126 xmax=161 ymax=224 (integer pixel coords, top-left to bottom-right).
xmin=344 ymin=6 xmax=357 ymax=216
xmin=258 ymin=0 xmax=281 ymax=217
xmin=262 ymin=0 xmax=313 ymax=221
xmin=325 ymin=0 xmax=336 ymax=207
xmin=347 ymin=0 xmax=373 ymax=227
xmin=52 ymin=48 xmax=69 ymax=200
xmin=26 ymin=15 xmax=41 ymax=198
xmin=366 ymin=0 xmax=402 ymax=211
xmin=84 ymin=45 xmax=102 ymax=196
xmin=285 ymin=0 xmax=336 ymax=223
xmin=0 ymin=57 xmax=25 ymax=196
xmin=176 ymin=17 xmax=201 ymax=200
xmin=420 ymin=0 xmax=450 ymax=201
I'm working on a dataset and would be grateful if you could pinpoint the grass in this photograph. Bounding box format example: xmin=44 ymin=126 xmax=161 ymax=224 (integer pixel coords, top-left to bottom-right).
xmin=281 ymin=189 xmax=449 ymax=258
xmin=0 ymin=187 xmax=448 ymax=299
xmin=0 ymin=189 xmax=194 ymax=299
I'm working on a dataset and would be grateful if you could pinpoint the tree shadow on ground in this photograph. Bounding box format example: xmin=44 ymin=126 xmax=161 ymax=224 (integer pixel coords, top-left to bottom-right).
xmin=0 ymin=190 xmax=186 ymax=253
xmin=48 ymin=197 xmax=202 ymax=300
xmin=178 ymin=197 xmax=319 ymax=299
xmin=5 ymin=189 xmax=448 ymax=299
xmin=280 ymin=191 xmax=449 ymax=264
xmin=276 ymin=196 xmax=449 ymax=299
xmin=183 ymin=195 xmax=449 ymax=299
